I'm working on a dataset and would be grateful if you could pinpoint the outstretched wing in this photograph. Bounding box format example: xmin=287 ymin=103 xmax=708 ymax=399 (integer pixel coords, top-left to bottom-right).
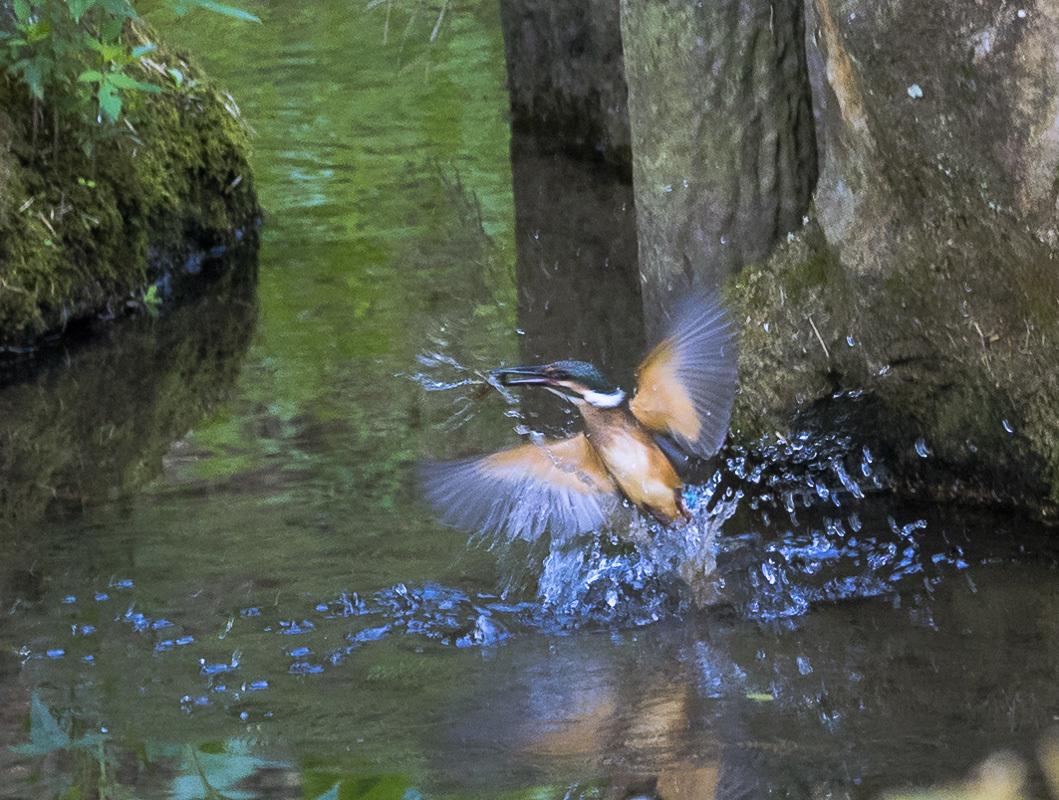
xmin=629 ymin=289 xmax=738 ymax=458
xmin=421 ymin=434 xmax=620 ymax=542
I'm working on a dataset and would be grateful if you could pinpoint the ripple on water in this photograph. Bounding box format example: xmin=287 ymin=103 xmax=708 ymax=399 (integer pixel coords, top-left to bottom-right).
xmin=15 ymin=409 xmax=998 ymax=730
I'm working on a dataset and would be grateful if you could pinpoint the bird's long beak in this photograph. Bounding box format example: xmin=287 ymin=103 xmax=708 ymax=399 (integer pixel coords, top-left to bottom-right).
xmin=492 ymin=365 xmax=555 ymax=387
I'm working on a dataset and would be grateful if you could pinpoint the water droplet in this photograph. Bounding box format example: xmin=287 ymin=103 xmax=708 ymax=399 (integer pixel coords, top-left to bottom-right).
xmin=761 ymin=561 xmax=778 ymax=586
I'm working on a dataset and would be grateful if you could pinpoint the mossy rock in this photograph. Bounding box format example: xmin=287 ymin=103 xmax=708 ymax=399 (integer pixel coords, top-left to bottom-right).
xmin=0 ymin=20 xmax=259 ymax=348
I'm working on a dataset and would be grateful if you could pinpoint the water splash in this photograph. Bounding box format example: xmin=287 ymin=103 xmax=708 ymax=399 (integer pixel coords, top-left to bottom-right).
xmin=536 ymin=475 xmax=743 ymax=624
xmin=405 ymin=347 xmax=521 ymax=432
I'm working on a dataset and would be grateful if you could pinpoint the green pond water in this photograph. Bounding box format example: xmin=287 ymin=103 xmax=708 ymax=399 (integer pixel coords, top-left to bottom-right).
xmin=3 ymin=3 xmax=1059 ymax=799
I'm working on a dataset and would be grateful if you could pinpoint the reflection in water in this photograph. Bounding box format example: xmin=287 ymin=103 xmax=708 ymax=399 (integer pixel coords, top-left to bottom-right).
xmin=0 ymin=241 xmax=258 ymax=540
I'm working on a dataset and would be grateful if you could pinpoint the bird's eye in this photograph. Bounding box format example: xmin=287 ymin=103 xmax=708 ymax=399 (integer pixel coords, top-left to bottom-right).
xmin=551 ymin=370 xmax=569 ymax=381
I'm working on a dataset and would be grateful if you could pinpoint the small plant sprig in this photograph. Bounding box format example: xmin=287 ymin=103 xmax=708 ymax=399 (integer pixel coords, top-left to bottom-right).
xmin=0 ymin=0 xmax=260 ymax=157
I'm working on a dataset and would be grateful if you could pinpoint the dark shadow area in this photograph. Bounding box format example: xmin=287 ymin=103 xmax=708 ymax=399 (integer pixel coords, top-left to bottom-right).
xmin=509 ymin=130 xmax=644 ymax=430
xmin=0 ymin=235 xmax=259 ymax=545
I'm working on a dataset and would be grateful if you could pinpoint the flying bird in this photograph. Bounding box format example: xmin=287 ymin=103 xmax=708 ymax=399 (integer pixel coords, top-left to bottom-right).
xmin=421 ymin=289 xmax=739 ymax=542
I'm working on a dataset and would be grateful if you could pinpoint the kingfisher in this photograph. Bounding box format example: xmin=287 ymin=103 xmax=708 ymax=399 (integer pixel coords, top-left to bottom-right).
xmin=421 ymin=289 xmax=739 ymax=542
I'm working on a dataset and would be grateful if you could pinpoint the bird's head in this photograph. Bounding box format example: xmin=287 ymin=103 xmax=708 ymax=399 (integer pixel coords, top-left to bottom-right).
xmin=494 ymin=360 xmax=625 ymax=408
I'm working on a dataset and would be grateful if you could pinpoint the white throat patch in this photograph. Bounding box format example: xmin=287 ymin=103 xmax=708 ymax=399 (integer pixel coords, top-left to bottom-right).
xmin=582 ymin=389 xmax=626 ymax=408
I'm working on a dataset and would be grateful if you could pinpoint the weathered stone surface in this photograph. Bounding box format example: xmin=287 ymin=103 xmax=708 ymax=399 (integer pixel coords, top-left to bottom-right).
xmin=735 ymin=0 xmax=1059 ymax=512
xmin=620 ymin=0 xmax=817 ymax=316
xmin=494 ymin=0 xmax=1059 ymax=512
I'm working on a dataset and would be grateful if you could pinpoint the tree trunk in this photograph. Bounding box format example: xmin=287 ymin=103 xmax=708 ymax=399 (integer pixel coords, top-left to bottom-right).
xmin=619 ymin=0 xmax=817 ymax=318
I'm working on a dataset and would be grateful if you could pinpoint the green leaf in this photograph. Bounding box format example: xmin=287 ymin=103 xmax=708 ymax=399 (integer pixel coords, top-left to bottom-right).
xmin=187 ymin=0 xmax=261 ymax=23
xmin=25 ymin=19 xmax=51 ymax=44
xmin=87 ymin=37 xmax=126 ymax=62
xmin=107 ymin=72 xmax=162 ymax=92
xmin=746 ymin=692 xmax=775 ymax=702
xmin=68 ymin=0 xmax=97 ymax=22
xmin=98 ymin=81 xmax=121 ymax=122
xmin=99 ymin=16 xmax=125 ymax=42
xmin=12 ymin=59 xmax=44 ymax=99
xmin=98 ymin=0 xmax=138 ymax=18
xmin=78 ymin=69 xmax=104 ymax=83
xmin=12 ymin=0 xmax=30 ymax=23
xmin=167 ymin=67 xmax=183 ymax=86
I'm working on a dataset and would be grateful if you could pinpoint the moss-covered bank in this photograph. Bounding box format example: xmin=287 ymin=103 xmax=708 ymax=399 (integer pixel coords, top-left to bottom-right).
xmin=0 ymin=20 xmax=259 ymax=347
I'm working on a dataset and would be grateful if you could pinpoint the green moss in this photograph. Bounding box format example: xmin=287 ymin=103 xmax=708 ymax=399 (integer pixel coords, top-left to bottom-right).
xmin=778 ymin=222 xmax=837 ymax=303
xmin=0 ymin=21 xmax=258 ymax=347
xmin=728 ymin=219 xmax=843 ymax=439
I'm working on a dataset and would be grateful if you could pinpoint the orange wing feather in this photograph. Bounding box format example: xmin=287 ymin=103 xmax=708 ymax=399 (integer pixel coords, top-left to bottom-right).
xmin=421 ymin=434 xmax=620 ymax=542
xmin=629 ymin=289 xmax=738 ymax=458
